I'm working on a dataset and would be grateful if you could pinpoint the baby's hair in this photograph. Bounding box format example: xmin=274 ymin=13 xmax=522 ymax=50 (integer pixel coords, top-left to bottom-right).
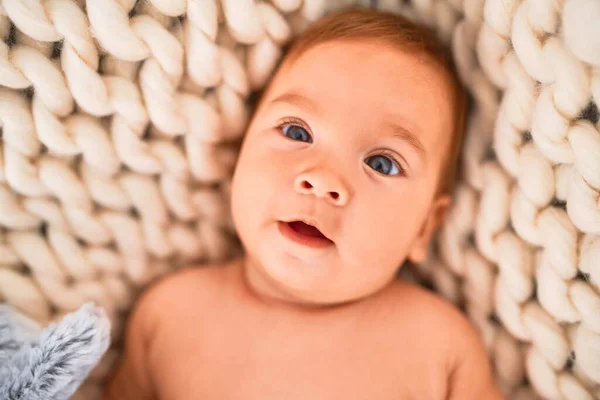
xmin=257 ymin=8 xmax=468 ymax=196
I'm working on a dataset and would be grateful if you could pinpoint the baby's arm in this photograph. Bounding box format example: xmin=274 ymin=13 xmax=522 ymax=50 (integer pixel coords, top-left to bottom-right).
xmin=101 ymin=286 xmax=159 ymax=400
xmin=446 ymin=314 xmax=506 ymax=400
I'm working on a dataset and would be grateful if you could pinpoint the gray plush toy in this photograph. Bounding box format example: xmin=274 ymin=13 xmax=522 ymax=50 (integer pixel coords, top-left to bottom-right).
xmin=0 ymin=303 xmax=111 ymax=400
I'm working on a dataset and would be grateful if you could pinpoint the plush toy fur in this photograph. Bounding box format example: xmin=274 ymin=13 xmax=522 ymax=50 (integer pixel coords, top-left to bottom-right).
xmin=0 ymin=303 xmax=110 ymax=400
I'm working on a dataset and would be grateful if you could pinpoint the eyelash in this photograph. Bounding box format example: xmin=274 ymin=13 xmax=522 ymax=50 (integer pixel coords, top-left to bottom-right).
xmin=275 ymin=117 xmax=407 ymax=177
xmin=276 ymin=117 xmax=309 ymax=132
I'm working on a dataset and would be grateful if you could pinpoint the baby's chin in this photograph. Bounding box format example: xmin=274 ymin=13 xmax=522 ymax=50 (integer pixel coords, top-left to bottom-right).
xmin=260 ymin=250 xmax=341 ymax=300
xmin=247 ymin=249 xmax=378 ymax=306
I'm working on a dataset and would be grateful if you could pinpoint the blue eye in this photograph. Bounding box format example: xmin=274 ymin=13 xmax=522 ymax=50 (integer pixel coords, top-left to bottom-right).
xmin=365 ymin=154 xmax=403 ymax=176
xmin=281 ymin=124 xmax=313 ymax=143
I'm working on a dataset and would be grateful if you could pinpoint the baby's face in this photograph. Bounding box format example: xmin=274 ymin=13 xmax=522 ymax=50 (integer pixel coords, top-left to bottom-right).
xmin=231 ymin=40 xmax=454 ymax=305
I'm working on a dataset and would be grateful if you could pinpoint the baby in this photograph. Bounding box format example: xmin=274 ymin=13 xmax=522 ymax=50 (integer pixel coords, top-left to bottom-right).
xmin=102 ymin=8 xmax=505 ymax=400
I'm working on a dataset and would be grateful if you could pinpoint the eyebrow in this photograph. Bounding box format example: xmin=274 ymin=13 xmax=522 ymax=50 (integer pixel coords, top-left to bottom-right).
xmin=386 ymin=122 xmax=427 ymax=164
xmin=268 ymin=91 xmax=321 ymax=115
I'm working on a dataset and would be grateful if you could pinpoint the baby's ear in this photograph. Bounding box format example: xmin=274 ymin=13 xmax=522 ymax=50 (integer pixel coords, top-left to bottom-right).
xmin=407 ymin=194 xmax=451 ymax=264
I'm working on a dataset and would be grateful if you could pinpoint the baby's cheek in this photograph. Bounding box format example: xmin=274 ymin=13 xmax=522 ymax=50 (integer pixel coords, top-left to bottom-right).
xmin=232 ymin=154 xmax=278 ymax=223
xmin=358 ymin=204 xmax=416 ymax=263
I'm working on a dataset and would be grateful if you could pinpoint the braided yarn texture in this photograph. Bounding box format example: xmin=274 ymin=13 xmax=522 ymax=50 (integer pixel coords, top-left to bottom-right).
xmin=0 ymin=0 xmax=598 ymax=398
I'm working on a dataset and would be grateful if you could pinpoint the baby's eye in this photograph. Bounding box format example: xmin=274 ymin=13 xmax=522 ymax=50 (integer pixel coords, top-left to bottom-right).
xmin=364 ymin=154 xmax=403 ymax=176
xmin=281 ymin=124 xmax=313 ymax=143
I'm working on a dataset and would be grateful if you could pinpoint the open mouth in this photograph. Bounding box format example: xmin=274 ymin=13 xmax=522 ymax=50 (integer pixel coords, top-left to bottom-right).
xmin=288 ymin=221 xmax=327 ymax=239
xmin=278 ymin=220 xmax=333 ymax=248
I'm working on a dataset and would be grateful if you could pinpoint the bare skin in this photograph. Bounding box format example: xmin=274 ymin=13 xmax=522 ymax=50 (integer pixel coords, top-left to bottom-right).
xmin=103 ymin=260 xmax=503 ymax=399
xmin=103 ymin=39 xmax=505 ymax=399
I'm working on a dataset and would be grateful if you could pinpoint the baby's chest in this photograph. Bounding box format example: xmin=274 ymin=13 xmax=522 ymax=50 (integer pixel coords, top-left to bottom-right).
xmin=151 ymin=317 xmax=448 ymax=400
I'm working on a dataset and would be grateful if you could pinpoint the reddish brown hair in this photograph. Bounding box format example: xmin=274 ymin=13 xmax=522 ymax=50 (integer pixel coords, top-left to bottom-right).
xmin=262 ymin=8 xmax=468 ymax=196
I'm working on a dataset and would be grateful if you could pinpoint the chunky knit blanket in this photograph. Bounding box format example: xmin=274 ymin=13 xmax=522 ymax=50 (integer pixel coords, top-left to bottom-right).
xmin=0 ymin=0 xmax=599 ymax=398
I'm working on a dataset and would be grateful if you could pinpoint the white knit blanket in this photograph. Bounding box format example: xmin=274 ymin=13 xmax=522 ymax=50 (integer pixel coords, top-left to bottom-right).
xmin=0 ymin=0 xmax=599 ymax=398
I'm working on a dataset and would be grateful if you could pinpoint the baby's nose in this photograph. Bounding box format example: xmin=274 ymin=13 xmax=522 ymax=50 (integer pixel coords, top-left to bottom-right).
xmin=294 ymin=170 xmax=349 ymax=206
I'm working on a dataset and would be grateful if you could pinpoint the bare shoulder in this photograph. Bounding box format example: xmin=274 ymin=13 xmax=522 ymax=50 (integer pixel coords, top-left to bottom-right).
xmin=140 ymin=263 xmax=226 ymax=305
xmin=101 ymin=262 xmax=236 ymax=400
xmin=133 ymin=260 xmax=234 ymax=325
xmin=381 ymin=279 xmax=474 ymax=334
xmin=380 ymin=280 xmax=505 ymax=399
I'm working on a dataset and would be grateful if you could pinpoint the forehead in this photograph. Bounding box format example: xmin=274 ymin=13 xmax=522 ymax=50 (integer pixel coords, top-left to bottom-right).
xmin=264 ymin=40 xmax=454 ymax=156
